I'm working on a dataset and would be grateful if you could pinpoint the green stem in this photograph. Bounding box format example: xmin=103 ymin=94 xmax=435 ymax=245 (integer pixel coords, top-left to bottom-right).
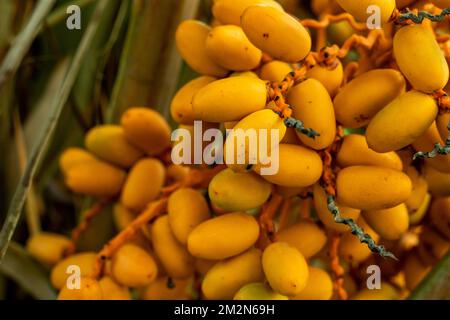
xmin=413 ymin=121 xmax=450 ymax=160
xmin=284 ymin=117 xmax=320 ymax=139
xmin=0 ymin=0 xmax=110 ymax=262
xmin=397 ymin=8 xmax=450 ymax=23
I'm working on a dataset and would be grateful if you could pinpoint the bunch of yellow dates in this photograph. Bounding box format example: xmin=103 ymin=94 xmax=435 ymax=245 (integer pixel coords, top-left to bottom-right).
xmin=26 ymin=0 xmax=450 ymax=300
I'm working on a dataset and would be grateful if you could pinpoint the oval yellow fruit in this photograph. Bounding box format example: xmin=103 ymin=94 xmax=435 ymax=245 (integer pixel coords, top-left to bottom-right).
xmin=192 ymin=77 xmax=267 ymax=122
xmin=363 ymin=204 xmax=409 ymax=240
xmin=26 ymin=232 xmax=72 ymax=266
xmin=292 ymin=267 xmax=333 ymax=300
xmin=262 ymin=242 xmax=309 ymax=296
xmin=111 ymin=244 xmax=158 ymax=287
xmin=99 ymin=276 xmax=131 ymax=300
xmin=121 ymin=158 xmax=165 ymax=212
xmin=241 ymin=5 xmax=311 ymax=62
xmin=208 ymin=168 xmax=272 ymax=212
xmin=436 ymin=113 xmax=450 ymax=142
xmin=170 ymin=76 xmax=216 ymax=125
xmin=336 ymin=166 xmax=412 ymax=210
xmin=58 ymin=277 xmax=103 ymax=300
xmin=121 ymin=107 xmax=171 ymax=156
xmin=206 ymin=25 xmax=262 ymax=71
xmin=141 ymin=276 xmax=192 ymax=300
xmin=306 ymin=60 xmax=343 ymax=97
xmin=187 ymin=212 xmax=260 ymax=260
xmin=423 ymin=165 xmax=450 ymax=197
xmin=337 ymin=134 xmax=403 ymax=171
xmin=334 ymin=69 xmax=405 ymax=128
xmin=85 ymin=125 xmax=143 ymax=168
xmin=259 ymin=60 xmax=293 ymax=82
xmin=394 ymin=24 xmax=449 ymax=93
xmin=168 ymin=188 xmax=210 ymax=245
xmin=352 ymin=282 xmax=399 ymax=300
xmin=276 ymin=222 xmax=327 ymax=258
xmin=430 ymin=197 xmax=450 ymax=239
xmin=202 ymin=248 xmax=264 ymax=300
xmin=287 ymin=78 xmax=336 ymax=150
xmin=366 ymin=91 xmax=438 ymax=152
xmin=336 ymin=0 xmax=396 ymax=23
xmin=59 ymin=148 xmax=97 ymax=175
xmin=234 ymin=282 xmax=288 ymax=300
xmin=175 ymin=20 xmax=228 ymax=77
xmin=254 ymin=144 xmax=323 ymax=187
xmin=213 ymin=0 xmax=283 ymax=26
xmin=409 ymin=193 xmax=431 ymax=225
xmin=51 ymin=252 xmax=97 ymax=289
xmin=404 ymin=165 xmax=428 ymax=215
xmin=313 ymin=183 xmax=361 ymax=233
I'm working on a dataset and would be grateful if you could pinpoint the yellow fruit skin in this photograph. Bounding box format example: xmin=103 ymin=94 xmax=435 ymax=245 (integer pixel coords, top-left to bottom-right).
xmin=51 ymin=252 xmax=97 ymax=289
xmin=168 ymin=188 xmax=210 ymax=245
xmin=313 ymin=184 xmax=361 ymax=233
xmin=65 ymin=159 xmax=126 ymax=197
xmin=337 ymin=134 xmax=403 ymax=171
xmin=404 ymin=166 xmax=428 ymax=215
xmin=187 ymin=212 xmax=260 ymax=260
xmin=436 ymin=113 xmax=450 ymax=142
xmin=352 ymin=282 xmax=399 ymax=300
xmin=334 ymin=69 xmax=405 ymax=128
xmin=287 ymin=79 xmax=336 ymax=150
xmin=151 ymin=216 xmax=195 ymax=279
xmin=339 ymin=218 xmax=380 ymax=264
xmin=26 ymin=232 xmax=71 ymax=266
xmin=99 ymin=276 xmax=131 ymax=300
xmin=59 ymin=148 xmax=97 ymax=175
xmin=336 ymin=166 xmax=412 ymax=210
xmin=409 ymin=193 xmax=431 ymax=225
xmin=141 ymin=276 xmax=192 ymax=300
xmin=276 ymin=222 xmax=327 ymax=259
xmin=430 ymin=197 xmax=450 ymax=239
xmin=259 ymin=61 xmax=293 ymax=82
xmin=423 ymin=165 xmax=450 ymax=197
xmin=366 ymin=91 xmax=438 ymax=152
xmin=113 ymin=203 xmax=136 ymax=231
xmin=433 ymin=0 xmax=450 ymax=8
xmin=306 ymin=60 xmax=343 ymax=97
xmin=404 ymin=252 xmax=431 ymax=291
xmin=224 ymin=109 xmax=287 ymax=172
xmin=202 ymin=248 xmax=264 ymax=300
xmin=206 ymin=25 xmax=262 ymax=71
xmin=412 ymin=122 xmax=450 ymax=173
xmin=208 ymin=169 xmax=271 ymax=212
xmin=175 ymin=20 xmax=228 ymax=77
xmin=292 ymin=267 xmax=333 ymax=300
xmin=213 ymin=0 xmax=283 ymax=25
xmin=336 ymin=0 xmax=396 ymax=23
xmin=363 ymin=204 xmax=409 ymax=240
xmin=111 ymin=244 xmax=158 ymax=288
xmin=171 ymin=76 xmax=216 ymax=125
xmin=394 ymin=25 xmax=449 ymax=93
xmin=241 ymin=6 xmax=311 ymax=62
xmin=192 ymin=77 xmax=267 ymax=122
xmin=254 ymin=144 xmax=323 ymax=188
xmin=85 ymin=125 xmax=143 ymax=168
xmin=58 ymin=277 xmax=103 ymax=300
xmin=262 ymin=242 xmax=309 ymax=296
xmin=121 ymin=158 xmax=165 ymax=212
xmin=234 ymin=282 xmax=288 ymax=300
xmin=121 ymin=107 xmax=171 ymax=156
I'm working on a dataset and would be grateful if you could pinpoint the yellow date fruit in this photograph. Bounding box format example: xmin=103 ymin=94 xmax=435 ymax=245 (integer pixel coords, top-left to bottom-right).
xmin=292 ymin=267 xmax=333 ymax=300
xmin=121 ymin=158 xmax=165 ymax=212
xmin=171 ymin=76 xmax=216 ymax=125
xmin=51 ymin=252 xmax=97 ymax=289
xmin=85 ymin=125 xmax=143 ymax=168
xmin=276 ymin=222 xmax=327 ymax=259
xmin=99 ymin=276 xmax=131 ymax=300
xmin=336 ymin=0 xmax=396 ymax=23
xmin=121 ymin=107 xmax=171 ymax=156
xmin=206 ymin=25 xmax=262 ymax=71
xmin=363 ymin=204 xmax=409 ymax=240
xmin=366 ymin=91 xmax=438 ymax=152
xmin=111 ymin=244 xmax=158 ymax=287
xmin=151 ymin=216 xmax=195 ymax=279
xmin=417 ymin=227 xmax=450 ymax=265
xmin=394 ymin=24 xmax=449 ymax=93
xmin=259 ymin=60 xmax=293 ymax=82
xmin=58 ymin=277 xmax=103 ymax=300
xmin=141 ymin=277 xmax=192 ymax=300
xmin=168 ymin=188 xmax=210 ymax=245
xmin=202 ymin=248 xmax=264 ymax=300
xmin=313 ymin=183 xmax=361 ymax=233
xmin=208 ymin=168 xmax=272 ymax=212
xmin=213 ymin=0 xmax=283 ymax=26
xmin=192 ymin=77 xmax=267 ymax=122
xmin=352 ymin=282 xmax=399 ymax=300
xmin=436 ymin=113 xmax=450 ymax=142
xmin=175 ymin=20 xmax=228 ymax=77
xmin=339 ymin=218 xmax=380 ymax=263
xmin=334 ymin=69 xmax=405 ymax=128
xmin=430 ymin=197 xmax=450 ymax=239
xmin=306 ymin=60 xmax=343 ymax=97
xmin=241 ymin=5 xmax=311 ymax=62
xmin=423 ymin=165 xmax=450 ymax=197
xmin=234 ymin=282 xmax=288 ymax=300
xmin=409 ymin=193 xmax=431 ymax=225
xmin=262 ymin=242 xmax=309 ymax=296
xmin=26 ymin=232 xmax=72 ymax=266
xmin=288 ymin=78 xmax=336 ymax=150
xmin=59 ymin=148 xmax=97 ymax=175
xmin=187 ymin=212 xmax=259 ymax=260
xmin=336 ymin=166 xmax=412 ymax=210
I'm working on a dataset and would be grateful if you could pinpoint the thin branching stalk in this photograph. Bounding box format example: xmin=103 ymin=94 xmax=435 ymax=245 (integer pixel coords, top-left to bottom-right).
xmin=0 ymin=0 xmax=109 ymax=262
